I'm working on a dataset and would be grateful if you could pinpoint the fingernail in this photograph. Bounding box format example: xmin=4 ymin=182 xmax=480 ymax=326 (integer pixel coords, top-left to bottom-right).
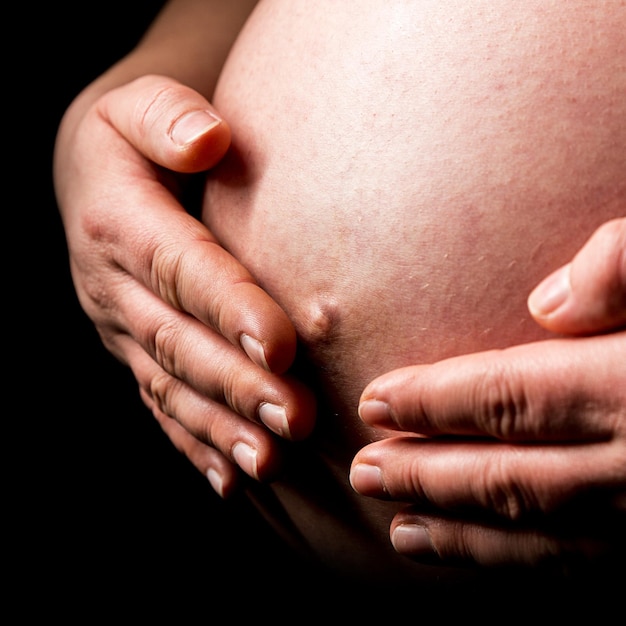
xmin=171 ymin=110 xmax=222 ymax=147
xmin=206 ymin=468 xmax=224 ymax=498
xmin=391 ymin=524 xmax=437 ymax=557
xmin=528 ymin=264 xmax=571 ymax=318
xmin=358 ymin=399 xmax=392 ymax=426
xmin=232 ymin=442 xmax=259 ymax=480
xmin=258 ymin=402 xmax=291 ymax=439
xmin=349 ymin=463 xmax=387 ymax=495
xmin=240 ymin=333 xmax=270 ymax=371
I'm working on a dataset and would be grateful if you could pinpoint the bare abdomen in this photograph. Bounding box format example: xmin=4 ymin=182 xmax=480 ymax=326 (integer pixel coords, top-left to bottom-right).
xmin=203 ymin=0 xmax=625 ymax=582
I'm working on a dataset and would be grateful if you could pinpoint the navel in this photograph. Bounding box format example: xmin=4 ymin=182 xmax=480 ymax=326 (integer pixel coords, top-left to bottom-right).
xmin=297 ymin=295 xmax=342 ymax=348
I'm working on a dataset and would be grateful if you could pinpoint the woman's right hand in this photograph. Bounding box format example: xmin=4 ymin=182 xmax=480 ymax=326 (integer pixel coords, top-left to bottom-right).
xmin=53 ymin=74 xmax=316 ymax=498
xmin=351 ymin=217 xmax=626 ymax=569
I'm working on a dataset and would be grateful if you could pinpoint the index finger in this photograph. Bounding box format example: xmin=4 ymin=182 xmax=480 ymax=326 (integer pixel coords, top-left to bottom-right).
xmin=107 ymin=181 xmax=298 ymax=373
xmin=358 ymin=332 xmax=625 ymax=441
xmin=87 ymin=77 xmax=297 ymax=373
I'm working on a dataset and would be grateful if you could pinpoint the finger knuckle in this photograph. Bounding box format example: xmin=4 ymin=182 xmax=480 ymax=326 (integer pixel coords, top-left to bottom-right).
xmin=475 ymin=359 xmax=528 ymax=440
xmin=219 ymin=364 xmax=258 ymax=419
xmin=151 ymin=241 xmax=186 ymax=311
xmin=152 ymin=316 xmax=182 ymax=369
xmin=406 ymin=458 xmax=429 ymax=502
xmin=481 ymin=456 xmax=536 ymax=521
xmin=148 ymin=366 xmax=222 ymax=447
xmin=135 ymin=77 xmax=187 ymax=135
xmin=147 ymin=366 xmax=180 ymax=422
xmin=151 ymin=313 xmax=248 ymax=416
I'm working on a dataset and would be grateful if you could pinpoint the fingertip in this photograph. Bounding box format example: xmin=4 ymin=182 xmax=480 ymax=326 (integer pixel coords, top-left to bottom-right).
xmin=206 ymin=465 xmax=241 ymax=500
xmin=258 ymin=402 xmax=290 ymax=438
xmin=170 ymin=110 xmax=223 ymax=147
xmin=240 ymin=333 xmax=270 ymax=371
xmin=391 ymin=524 xmax=437 ymax=559
xmin=282 ymin=379 xmax=318 ymax=442
xmin=234 ymin=286 xmax=298 ymax=374
xmin=239 ymin=329 xmax=297 ymax=374
xmin=263 ymin=322 xmax=299 ymax=374
xmin=529 ymin=218 xmax=626 ymax=335
xmin=358 ymin=399 xmax=394 ymax=428
xmin=206 ymin=467 xmax=226 ymax=498
xmin=527 ymin=264 xmax=571 ymax=327
xmin=171 ymin=111 xmax=231 ymax=172
xmin=230 ymin=436 xmax=285 ymax=484
xmin=349 ymin=462 xmax=387 ymax=497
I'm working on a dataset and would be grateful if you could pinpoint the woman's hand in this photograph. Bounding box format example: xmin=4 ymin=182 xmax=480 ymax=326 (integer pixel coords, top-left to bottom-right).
xmin=54 ymin=75 xmax=316 ymax=498
xmin=350 ymin=218 xmax=625 ymax=568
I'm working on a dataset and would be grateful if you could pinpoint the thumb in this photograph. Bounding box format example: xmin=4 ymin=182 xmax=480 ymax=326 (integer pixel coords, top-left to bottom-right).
xmin=99 ymin=74 xmax=231 ymax=173
xmin=528 ymin=217 xmax=626 ymax=335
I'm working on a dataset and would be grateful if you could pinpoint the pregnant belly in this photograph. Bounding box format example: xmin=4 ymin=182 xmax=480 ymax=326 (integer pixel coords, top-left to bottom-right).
xmin=202 ymin=0 xmax=625 ymax=582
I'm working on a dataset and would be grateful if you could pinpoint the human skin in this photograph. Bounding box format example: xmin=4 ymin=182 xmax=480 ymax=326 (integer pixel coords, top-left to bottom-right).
xmin=53 ymin=0 xmax=625 ymax=578
xmin=53 ymin=0 xmax=319 ymax=497
xmin=351 ymin=218 xmax=625 ymax=569
xmin=202 ymin=0 xmax=625 ymax=579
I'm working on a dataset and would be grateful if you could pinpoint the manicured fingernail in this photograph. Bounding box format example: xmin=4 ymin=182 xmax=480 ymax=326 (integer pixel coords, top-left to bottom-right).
xmin=240 ymin=333 xmax=270 ymax=371
xmin=258 ymin=402 xmax=291 ymax=439
xmin=528 ymin=264 xmax=571 ymax=318
xmin=206 ymin=468 xmax=224 ymax=498
xmin=171 ymin=110 xmax=222 ymax=146
xmin=358 ymin=399 xmax=392 ymax=426
xmin=349 ymin=463 xmax=387 ymax=495
xmin=391 ymin=524 xmax=436 ymax=557
xmin=232 ymin=442 xmax=258 ymax=480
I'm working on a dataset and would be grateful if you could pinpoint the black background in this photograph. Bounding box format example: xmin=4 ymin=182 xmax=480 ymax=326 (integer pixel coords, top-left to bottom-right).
xmin=22 ymin=0 xmax=622 ymax=615
xmin=30 ymin=1 xmax=312 ymax=610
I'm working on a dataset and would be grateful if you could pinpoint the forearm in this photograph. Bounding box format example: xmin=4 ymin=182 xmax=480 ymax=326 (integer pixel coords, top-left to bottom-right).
xmin=87 ymin=0 xmax=256 ymax=96
xmin=55 ymin=0 xmax=256 ymax=140
xmin=131 ymin=0 xmax=259 ymax=96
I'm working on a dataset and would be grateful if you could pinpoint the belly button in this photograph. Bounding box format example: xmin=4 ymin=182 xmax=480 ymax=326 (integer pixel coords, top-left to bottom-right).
xmin=299 ymin=296 xmax=341 ymax=347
